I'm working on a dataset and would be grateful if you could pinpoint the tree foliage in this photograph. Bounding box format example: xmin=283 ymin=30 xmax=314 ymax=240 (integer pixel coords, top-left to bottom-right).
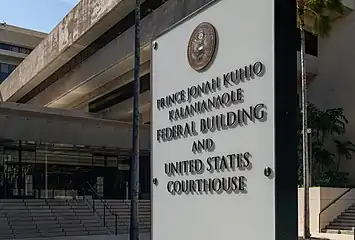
xmin=296 ymin=0 xmax=344 ymax=36
xmin=298 ymin=103 xmax=355 ymax=187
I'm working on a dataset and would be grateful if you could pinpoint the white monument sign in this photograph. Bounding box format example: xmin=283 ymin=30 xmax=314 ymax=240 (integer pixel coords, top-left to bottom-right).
xmin=151 ymin=0 xmax=297 ymax=239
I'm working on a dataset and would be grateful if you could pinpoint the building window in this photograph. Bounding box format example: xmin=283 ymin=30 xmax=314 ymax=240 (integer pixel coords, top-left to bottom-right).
xmin=88 ymin=73 xmax=151 ymax=113
xmin=0 ymin=63 xmax=17 ymax=83
xmin=297 ymin=29 xmax=318 ymax=56
xmin=1 ymin=63 xmax=9 ymax=73
xmin=0 ymin=42 xmax=32 ymax=54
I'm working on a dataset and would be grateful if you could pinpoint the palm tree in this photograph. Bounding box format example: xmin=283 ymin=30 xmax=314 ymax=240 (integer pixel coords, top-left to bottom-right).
xmin=312 ymin=141 xmax=335 ymax=172
xmin=334 ymin=140 xmax=355 ymax=172
xmin=309 ymin=104 xmax=348 ymax=143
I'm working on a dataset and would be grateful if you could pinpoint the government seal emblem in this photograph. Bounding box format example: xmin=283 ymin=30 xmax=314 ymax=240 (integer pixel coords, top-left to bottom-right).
xmin=187 ymin=22 xmax=217 ymax=72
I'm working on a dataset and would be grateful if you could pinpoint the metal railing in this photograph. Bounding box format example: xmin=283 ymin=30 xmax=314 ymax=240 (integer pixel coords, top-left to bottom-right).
xmin=85 ymin=182 xmax=118 ymax=235
xmin=319 ymin=187 xmax=353 ymax=231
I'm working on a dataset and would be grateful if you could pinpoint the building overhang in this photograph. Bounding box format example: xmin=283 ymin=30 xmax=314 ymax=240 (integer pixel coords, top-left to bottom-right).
xmin=0 ymin=23 xmax=46 ymax=49
xmin=0 ymin=0 xmax=142 ymax=102
xmin=0 ymin=102 xmax=150 ymax=150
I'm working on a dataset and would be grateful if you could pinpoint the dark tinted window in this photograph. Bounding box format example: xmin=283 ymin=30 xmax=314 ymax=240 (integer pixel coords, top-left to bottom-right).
xmin=89 ymin=73 xmax=150 ymax=113
xmin=297 ymin=29 xmax=318 ymax=56
xmin=0 ymin=63 xmax=17 ymax=83
xmin=0 ymin=42 xmax=32 ymax=54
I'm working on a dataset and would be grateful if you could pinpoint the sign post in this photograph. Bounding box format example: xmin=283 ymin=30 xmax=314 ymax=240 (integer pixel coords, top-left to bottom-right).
xmin=151 ymin=0 xmax=298 ymax=239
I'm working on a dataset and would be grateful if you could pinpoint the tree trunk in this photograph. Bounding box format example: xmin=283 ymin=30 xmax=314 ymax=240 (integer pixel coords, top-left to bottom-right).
xmin=300 ymin=18 xmax=311 ymax=239
xmin=337 ymin=155 xmax=341 ymax=172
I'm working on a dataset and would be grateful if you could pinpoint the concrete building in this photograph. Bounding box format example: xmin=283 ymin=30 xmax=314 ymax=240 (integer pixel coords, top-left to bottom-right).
xmin=0 ymin=23 xmax=46 ymax=84
xmin=1 ymin=0 xmax=355 ymax=239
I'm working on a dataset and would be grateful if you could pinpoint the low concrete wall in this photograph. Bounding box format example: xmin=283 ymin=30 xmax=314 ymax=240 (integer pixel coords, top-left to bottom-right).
xmin=299 ymin=187 xmax=322 ymax=235
xmin=298 ymin=187 xmax=355 ymax=236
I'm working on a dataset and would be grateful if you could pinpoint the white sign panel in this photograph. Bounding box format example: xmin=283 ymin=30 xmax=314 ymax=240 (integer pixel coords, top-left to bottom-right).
xmin=151 ymin=0 xmax=297 ymax=239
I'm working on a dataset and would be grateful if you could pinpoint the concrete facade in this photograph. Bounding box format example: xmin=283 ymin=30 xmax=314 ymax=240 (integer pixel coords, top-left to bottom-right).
xmin=308 ymin=10 xmax=355 ymax=183
xmin=0 ymin=0 xmax=141 ymax=102
xmin=0 ymin=24 xmax=46 ymax=83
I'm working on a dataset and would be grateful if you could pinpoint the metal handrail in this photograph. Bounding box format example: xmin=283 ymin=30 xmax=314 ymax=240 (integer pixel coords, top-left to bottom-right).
xmin=320 ymin=188 xmax=353 ymax=214
xmin=319 ymin=187 xmax=353 ymax=231
xmin=85 ymin=182 xmax=118 ymax=235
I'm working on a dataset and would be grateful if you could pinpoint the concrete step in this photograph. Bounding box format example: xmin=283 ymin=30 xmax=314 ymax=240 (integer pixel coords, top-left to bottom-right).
xmin=75 ymin=210 xmax=93 ymax=214
xmin=10 ymin=221 xmax=36 ymax=227
xmin=50 ymin=204 xmax=71 ymax=208
xmin=89 ymin=230 xmax=110 ymax=235
xmin=42 ymin=231 xmax=66 ymax=238
xmin=69 ymin=204 xmax=88 ymax=208
xmin=58 ymin=219 xmax=81 ymax=224
xmin=52 ymin=208 xmax=74 ymax=212
xmin=13 ymin=229 xmax=39 ymax=235
xmin=0 ymin=233 xmax=14 ymax=239
xmin=32 ymin=216 xmax=57 ymax=221
xmin=334 ymin=218 xmax=355 ymax=223
xmin=0 ymin=228 xmax=13 ymax=233
xmin=35 ymin=220 xmax=59 ymax=226
xmin=29 ymin=209 xmax=52 ymax=213
xmin=329 ymin=221 xmax=355 ymax=227
xmin=323 ymin=229 xmax=354 ymax=235
xmin=41 ymin=228 xmax=64 ymax=234
xmin=327 ymin=225 xmax=354 ymax=230
xmin=14 ymin=233 xmax=42 ymax=239
xmin=60 ymin=222 xmax=83 ymax=228
xmin=63 ymin=227 xmax=86 ymax=232
xmin=31 ymin=212 xmax=54 ymax=216
xmin=76 ymin=214 xmax=96 ymax=219
xmin=83 ymin=219 xmax=101 ymax=224
xmin=341 ymin=212 xmax=355 ymax=217
xmin=56 ymin=215 xmax=79 ymax=220
xmin=7 ymin=214 xmax=32 ymax=219
xmin=65 ymin=231 xmax=89 ymax=236
xmin=73 ymin=212 xmax=95 ymax=216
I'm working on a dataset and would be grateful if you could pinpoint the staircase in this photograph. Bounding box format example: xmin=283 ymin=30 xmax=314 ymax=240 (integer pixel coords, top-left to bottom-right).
xmin=0 ymin=198 xmax=151 ymax=239
xmin=47 ymin=199 xmax=109 ymax=236
xmin=25 ymin=199 xmax=63 ymax=238
xmin=0 ymin=199 xmax=110 ymax=239
xmin=0 ymin=200 xmax=14 ymax=239
xmin=90 ymin=199 xmax=151 ymax=233
xmin=2 ymin=199 xmax=40 ymax=239
xmin=66 ymin=199 xmax=110 ymax=235
xmin=325 ymin=203 xmax=355 ymax=234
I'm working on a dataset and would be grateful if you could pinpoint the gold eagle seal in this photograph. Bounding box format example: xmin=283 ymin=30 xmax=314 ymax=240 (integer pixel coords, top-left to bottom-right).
xmin=187 ymin=22 xmax=217 ymax=72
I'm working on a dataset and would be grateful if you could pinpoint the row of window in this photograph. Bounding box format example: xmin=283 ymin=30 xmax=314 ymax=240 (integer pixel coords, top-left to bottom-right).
xmin=0 ymin=42 xmax=32 ymax=55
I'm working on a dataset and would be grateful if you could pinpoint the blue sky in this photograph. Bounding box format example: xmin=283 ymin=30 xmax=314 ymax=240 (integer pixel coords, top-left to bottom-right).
xmin=0 ymin=0 xmax=80 ymax=33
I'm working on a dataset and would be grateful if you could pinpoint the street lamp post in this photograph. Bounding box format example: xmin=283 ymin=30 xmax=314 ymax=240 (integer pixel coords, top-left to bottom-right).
xmin=130 ymin=0 xmax=141 ymax=239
